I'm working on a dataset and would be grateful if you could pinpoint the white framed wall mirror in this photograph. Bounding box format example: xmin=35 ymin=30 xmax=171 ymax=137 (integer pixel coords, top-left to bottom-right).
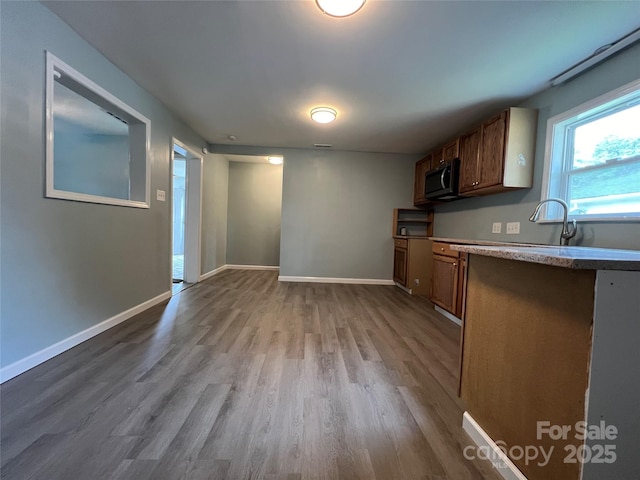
xmin=45 ymin=51 xmax=151 ymax=208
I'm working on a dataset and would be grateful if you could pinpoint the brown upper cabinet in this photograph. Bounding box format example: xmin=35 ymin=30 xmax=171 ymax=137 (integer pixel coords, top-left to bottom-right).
xmin=432 ymin=139 xmax=458 ymax=167
xmin=459 ymin=107 xmax=538 ymax=196
xmin=458 ymin=128 xmax=481 ymax=193
xmin=432 ymin=147 xmax=444 ymax=166
xmin=414 ymin=107 xmax=537 ymax=203
xmin=431 ymin=138 xmax=459 ymax=168
xmin=413 ymin=154 xmax=432 ymax=206
xmin=442 ymin=139 xmax=459 ymax=162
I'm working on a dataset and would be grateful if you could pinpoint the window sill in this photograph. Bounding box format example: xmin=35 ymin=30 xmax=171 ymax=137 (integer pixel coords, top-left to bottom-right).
xmin=535 ymin=214 xmax=640 ymax=224
xmin=46 ymin=189 xmax=150 ymax=209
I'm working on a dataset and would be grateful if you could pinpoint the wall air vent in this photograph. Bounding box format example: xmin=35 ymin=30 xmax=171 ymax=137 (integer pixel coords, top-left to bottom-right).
xmin=313 ymin=143 xmax=333 ymax=148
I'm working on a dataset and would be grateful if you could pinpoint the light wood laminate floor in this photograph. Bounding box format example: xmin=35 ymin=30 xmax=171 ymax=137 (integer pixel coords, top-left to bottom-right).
xmin=1 ymin=270 xmax=501 ymax=480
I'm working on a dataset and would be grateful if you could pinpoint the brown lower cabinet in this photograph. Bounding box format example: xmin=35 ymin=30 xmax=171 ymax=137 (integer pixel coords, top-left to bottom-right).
xmin=393 ymin=237 xmax=432 ymax=296
xmin=393 ymin=244 xmax=408 ymax=285
xmin=430 ymin=241 xmax=468 ymax=318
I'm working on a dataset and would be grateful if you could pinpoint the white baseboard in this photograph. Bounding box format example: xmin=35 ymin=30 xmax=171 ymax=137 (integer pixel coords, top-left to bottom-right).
xmin=0 ymin=291 xmax=171 ymax=384
xmin=199 ymin=264 xmax=227 ymax=281
xmin=434 ymin=305 xmax=463 ymax=326
xmin=226 ymin=264 xmax=279 ymax=271
xmin=199 ymin=264 xmax=280 ymax=281
xmin=278 ymin=276 xmax=395 ymax=285
xmin=394 ymin=282 xmax=413 ymax=294
xmin=462 ymin=412 xmax=528 ymax=480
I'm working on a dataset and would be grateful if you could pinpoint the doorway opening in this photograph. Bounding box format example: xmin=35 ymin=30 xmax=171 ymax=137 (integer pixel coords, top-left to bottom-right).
xmin=172 ymin=145 xmax=186 ymax=289
xmin=224 ymin=154 xmax=283 ymax=268
xmin=171 ymin=139 xmax=203 ymax=295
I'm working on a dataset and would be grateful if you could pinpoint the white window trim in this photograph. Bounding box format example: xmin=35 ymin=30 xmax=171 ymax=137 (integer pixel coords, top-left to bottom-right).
xmin=45 ymin=51 xmax=151 ymax=209
xmin=539 ymin=77 xmax=640 ymax=223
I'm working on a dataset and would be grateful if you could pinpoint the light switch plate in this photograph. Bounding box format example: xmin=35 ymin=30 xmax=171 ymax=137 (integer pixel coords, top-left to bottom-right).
xmin=506 ymin=222 xmax=520 ymax=234
xmin=156 ymin=189 xmax=166 ymax=201
xmin=492 ymin=222 xmax=502 ymax=234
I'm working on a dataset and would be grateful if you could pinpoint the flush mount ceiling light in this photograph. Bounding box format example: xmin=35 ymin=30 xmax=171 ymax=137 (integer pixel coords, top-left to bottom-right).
xmin=315 ymin=0 xmax=365 ymax=17
xmin=268 ymin=156 xmax=283 ymax=165
xmin=310 ymin=107 xmax=337 ymax=124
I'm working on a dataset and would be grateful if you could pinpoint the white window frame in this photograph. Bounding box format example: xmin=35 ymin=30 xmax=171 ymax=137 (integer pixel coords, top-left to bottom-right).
xmin=539 ymin=77 xmax=640 ymax=223
xmin=45 ymin=51 xmax=151 ymax=208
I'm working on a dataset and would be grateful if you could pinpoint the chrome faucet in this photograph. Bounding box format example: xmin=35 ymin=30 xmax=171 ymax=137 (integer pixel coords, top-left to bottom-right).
xmin=529 ymin=198 xmax=577 ymax=246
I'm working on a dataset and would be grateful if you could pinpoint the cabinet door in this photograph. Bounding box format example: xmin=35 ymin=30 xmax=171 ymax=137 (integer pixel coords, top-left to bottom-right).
xmin=459 ymin=128 xmax=481 ymax=193
xmin=430 ymin=255 xmax=459 ymax=313
xmin=413 ymin=155 xmax=432 ymax=205
xmin=443 ymin=139 xmax=459 ymax=161
xmin=393 ymin=247 xmax=408 ymax=286
xmin=432 ymin=147 xmax=444 ymax=166
xmin=478 ymin=111 xmax=507 ymax=189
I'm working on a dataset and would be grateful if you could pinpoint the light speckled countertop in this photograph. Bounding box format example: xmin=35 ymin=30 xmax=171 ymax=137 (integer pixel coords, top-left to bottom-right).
xmin=450 ymin=244 xmax=640 ymax=271
xmin=429 ymin=237 xmax=545 ymax=247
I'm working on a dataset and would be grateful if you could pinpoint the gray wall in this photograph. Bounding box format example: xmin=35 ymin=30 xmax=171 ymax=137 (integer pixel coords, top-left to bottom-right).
xmin=433 ymin=42 xmax=640 ymax=250
xmin=209 ymin=146 xmax=418 ymax=280
xmin=201 ymin=154 xmax=229 ymax=273
xmin=277 ymin=149 xmax=417 ymax=279
xmin=0 ymin=2 xmax=209 ymax=367
xmin=226 ymin=161 xmax=283 ymax=267
xmin=54 ymin=132 xmax=130 ymax=200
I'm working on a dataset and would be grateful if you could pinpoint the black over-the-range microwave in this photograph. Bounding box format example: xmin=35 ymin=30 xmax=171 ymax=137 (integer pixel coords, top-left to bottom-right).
xmin=424 ymin=158 xmax=461 ymax=201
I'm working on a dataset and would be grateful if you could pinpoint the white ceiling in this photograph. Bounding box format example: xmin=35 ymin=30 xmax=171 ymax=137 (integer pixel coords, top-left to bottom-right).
xmin=44 ymin=1 xmax=640 ymax=154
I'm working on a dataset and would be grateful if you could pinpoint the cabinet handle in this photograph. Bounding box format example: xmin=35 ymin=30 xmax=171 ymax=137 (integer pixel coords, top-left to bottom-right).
xmin=440 ymin=247 xmax=444 ymax=251
xmin=453 ymin=263 xmax=457 ymax=267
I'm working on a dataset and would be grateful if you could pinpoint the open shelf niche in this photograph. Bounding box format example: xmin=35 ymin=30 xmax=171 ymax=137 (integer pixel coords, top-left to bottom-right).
xmin=393 ymin=208 xmax=434 ymax=238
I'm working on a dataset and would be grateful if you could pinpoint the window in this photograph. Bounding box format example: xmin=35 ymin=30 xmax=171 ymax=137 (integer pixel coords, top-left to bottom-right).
xmin=541 ymin=78 xmax=640 ymax=222
xmin=45 ymin=52 xmax=150 ymax=208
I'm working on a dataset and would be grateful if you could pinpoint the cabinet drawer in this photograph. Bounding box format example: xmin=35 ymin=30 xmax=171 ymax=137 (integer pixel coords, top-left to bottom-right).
xmin=432 ymin=242 xmax=460 ymax=258
xmin=394 ymin=238 xmax=408 ymax=249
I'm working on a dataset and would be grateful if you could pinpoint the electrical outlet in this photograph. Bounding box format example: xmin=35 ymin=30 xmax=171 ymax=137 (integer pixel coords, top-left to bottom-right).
xmin=492 ymin=222 xmax=502 ymax=234
xmin=506 ymin=222 xmax=520 ymax=234
xmin=156 ymin=189 xmax=166 ymax=201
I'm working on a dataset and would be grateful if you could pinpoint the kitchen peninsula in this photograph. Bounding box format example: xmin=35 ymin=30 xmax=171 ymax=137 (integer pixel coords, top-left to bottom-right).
xmin=453 ymin=244 xmax=640 ymax=480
